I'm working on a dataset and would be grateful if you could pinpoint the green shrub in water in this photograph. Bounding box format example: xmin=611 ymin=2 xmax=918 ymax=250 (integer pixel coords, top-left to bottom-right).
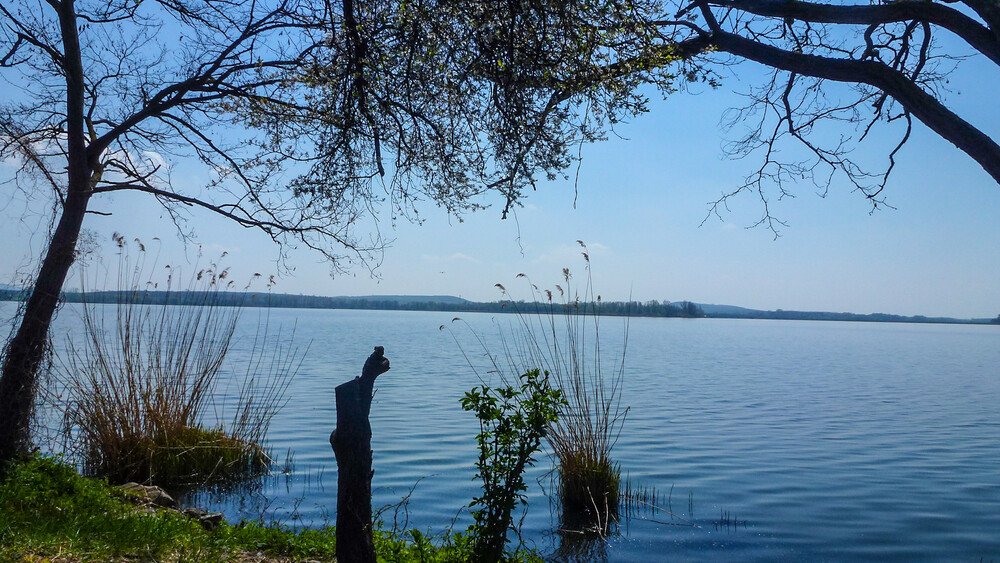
xmin=475 ymin=248 xmax=631 ymax=533
xmin=461 ymin=369 xmax=565 ymax=563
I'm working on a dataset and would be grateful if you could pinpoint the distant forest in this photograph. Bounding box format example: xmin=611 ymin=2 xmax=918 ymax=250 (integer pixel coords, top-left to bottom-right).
xmin=0 ymin=289 xmax=705 ymax=318
xmin=1 ymin=289 xmax=994 ymax=324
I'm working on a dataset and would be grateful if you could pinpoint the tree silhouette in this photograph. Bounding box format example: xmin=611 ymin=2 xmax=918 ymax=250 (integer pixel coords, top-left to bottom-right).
xmin=0 ymin=0 xmax=688 ymax=462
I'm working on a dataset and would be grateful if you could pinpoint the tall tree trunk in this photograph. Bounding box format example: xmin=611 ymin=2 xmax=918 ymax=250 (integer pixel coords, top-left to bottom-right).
xmin=0 ymin=192 xmax=91 ymax=463
xmin=0 ymin=0 xmax=91 ymax=466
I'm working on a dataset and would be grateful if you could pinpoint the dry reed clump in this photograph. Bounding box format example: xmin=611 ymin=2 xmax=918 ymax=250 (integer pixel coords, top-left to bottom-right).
xmin=456 ymin=242 xmax=629 ymax=533
xmin=53 ymin=237 xmax=300 ymax=488
xmin=529 ymin=264 xmax=627 ymax=533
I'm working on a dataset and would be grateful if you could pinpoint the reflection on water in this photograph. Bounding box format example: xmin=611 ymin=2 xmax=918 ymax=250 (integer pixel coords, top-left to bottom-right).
xmin=24 ymin=303 xmax=1000 ymax=561
xmin=551 ymin=528 xmax=611 ymax=563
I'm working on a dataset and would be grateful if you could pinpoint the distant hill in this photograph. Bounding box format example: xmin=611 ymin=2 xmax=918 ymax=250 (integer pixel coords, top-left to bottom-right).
xmin=694 ymin=303 xmax=762 ymax=316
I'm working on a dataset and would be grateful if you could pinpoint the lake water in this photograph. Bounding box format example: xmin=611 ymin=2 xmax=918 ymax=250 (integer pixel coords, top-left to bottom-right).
xmin=15 ymin=303 xmax=1000 ymax=561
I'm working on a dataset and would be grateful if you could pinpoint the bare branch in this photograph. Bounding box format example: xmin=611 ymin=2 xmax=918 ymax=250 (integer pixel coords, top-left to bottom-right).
xmin=705 ymin=27 xmax=1000 ymax=184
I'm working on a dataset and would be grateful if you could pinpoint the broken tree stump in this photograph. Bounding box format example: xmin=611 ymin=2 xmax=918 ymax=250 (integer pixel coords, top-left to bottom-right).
xmin=330 ymin=346 xmax=390 ymax=563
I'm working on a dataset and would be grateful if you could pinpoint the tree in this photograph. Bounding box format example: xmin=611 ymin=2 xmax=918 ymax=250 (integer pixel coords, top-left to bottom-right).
xmin=0 ymin=0 xmax=684 ymax=462
xmin=6 ymin=0 xmax=993 ymax=463
xmin=644 ymin=0 xmax=1000 ymax=232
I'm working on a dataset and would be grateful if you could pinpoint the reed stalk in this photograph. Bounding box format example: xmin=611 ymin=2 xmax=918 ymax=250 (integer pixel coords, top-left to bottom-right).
xmin=463 ymin=242 xmax=629 ymax=532
xmin=52 ymin=237 xmax=300 ymax=488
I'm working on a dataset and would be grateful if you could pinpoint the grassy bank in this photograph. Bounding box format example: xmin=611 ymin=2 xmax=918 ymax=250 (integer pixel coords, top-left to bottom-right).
xmin=0 ymin=456 xmax=540 ymax=563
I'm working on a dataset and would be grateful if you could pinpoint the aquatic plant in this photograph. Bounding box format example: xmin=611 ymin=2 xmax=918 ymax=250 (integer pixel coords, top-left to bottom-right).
xmin=51 ymin=237 xmax=301 ymax=487
xmin=494 ymin=244 xmax=629 ymax=533
xmin=445 ymin=242 xmax=630 ymax=535
xmin=461 ymin=369 xmax=565 ymax=562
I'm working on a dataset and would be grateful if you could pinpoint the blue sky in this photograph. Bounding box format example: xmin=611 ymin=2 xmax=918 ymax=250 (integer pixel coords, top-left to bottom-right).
xmin=2 ymin=52 xmax=999 ymax=319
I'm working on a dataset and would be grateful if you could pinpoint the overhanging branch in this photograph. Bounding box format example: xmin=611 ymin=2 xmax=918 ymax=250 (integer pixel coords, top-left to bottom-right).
xmin=705 ymin=27 xmax=1000 ymax=185
xmin=707 ymin=0 xmax=1000 ymax=66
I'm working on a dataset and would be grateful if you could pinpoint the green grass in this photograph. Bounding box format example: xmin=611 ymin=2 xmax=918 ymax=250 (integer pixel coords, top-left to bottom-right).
xmin=0 ymin=455 xmax=212 ymax=562
xmin=0 ymin=456 xmax=542 ymax=563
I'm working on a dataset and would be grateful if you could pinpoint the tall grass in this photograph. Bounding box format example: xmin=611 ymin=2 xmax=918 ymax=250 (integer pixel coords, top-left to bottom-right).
xmin=455 ymin=242 xmax=629 ymax=533
xmin=52 ymin=236 xmax=301 ymax=487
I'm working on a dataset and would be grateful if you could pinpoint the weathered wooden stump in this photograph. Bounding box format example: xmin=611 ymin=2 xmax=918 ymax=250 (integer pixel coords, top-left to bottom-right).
xmin=330 ymin=346 xmax=390 ymax=563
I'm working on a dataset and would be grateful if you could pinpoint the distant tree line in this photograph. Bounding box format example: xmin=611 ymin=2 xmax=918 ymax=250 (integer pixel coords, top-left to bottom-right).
xmin=0 ymin=290 xmax=705 ymax=319
xmin=4 ymin=289 xmax=992 ymax=324
xmin=593 ymin=300 xmax=704 ymax=318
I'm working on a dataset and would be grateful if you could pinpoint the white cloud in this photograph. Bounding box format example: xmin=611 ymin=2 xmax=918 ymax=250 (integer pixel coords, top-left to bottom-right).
xmin=141 ymin=150 xmax=169 ymax=172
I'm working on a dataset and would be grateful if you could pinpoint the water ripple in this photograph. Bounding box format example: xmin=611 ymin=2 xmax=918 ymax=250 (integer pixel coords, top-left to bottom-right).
xmin=29 ymin=305 xmax=1000 ymax=561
